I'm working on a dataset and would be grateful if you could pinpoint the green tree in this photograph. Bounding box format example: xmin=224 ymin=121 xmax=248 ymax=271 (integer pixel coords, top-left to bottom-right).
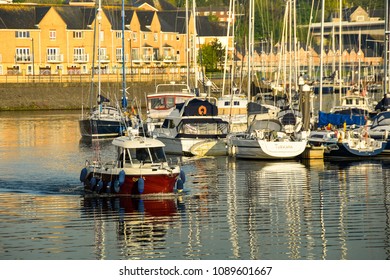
xmin=198 ymin=39 xmax=226 ymax=72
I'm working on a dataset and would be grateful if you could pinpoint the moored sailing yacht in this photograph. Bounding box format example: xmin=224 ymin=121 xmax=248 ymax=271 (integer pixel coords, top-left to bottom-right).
xmin=79 ymin=0 xmax=136 ymax=139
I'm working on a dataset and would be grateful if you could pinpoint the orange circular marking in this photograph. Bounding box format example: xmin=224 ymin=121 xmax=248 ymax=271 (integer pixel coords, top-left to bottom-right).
xmin=198 ymin=105 xmax=207 ymax=115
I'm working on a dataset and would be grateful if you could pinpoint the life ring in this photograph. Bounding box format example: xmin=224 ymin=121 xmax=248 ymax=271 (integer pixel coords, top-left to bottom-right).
xmin=198 ymin=105 xmax=207 ymax=115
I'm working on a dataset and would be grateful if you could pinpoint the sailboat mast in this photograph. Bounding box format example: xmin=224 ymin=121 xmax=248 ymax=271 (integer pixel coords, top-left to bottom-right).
xmin=247 ymin=0 xmax=254 ymax=100
xmin=121 ymin=0 xmax=127 ymax=109
xmin=185 ymin=0 xmax=190 ymax=87
xmin=385 ymin=0 xmax=389 ymax=96
xmin=192 ymin=0 xmax=198 ymax=89
xmin=338 ymin=0 xmax=342 ymax=104
xmin=222 ymin=0 xmax=234 ymax=96
xmin=319 ymin=0 xmax=325 ymax=111
xmin=97 ymin=0 xmax=102 ymax=115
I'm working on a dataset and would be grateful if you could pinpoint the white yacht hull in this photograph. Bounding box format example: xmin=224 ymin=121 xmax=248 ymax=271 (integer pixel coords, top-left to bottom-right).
xmin=157 ymin=136 xmax=227 ymax=156
xmin=229 ymin=137 xmax=307 ymax=159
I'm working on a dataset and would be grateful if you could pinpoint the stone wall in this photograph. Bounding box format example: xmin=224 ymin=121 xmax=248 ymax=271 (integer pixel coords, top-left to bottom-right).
xmin=0 ymin=82 xmax=159 ymax=110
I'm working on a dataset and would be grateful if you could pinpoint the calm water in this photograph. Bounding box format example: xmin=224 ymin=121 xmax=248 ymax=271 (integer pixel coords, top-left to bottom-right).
xmin=0 ymin=110 xmax=390 ymax=260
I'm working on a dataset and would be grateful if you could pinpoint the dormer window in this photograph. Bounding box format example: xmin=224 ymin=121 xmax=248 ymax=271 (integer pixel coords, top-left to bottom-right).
xmin=15 ymin=31 xmax=30 ymax=38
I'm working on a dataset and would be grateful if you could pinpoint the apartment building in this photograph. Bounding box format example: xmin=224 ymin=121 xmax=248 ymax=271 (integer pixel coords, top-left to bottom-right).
xmin=0 ymin=3 xmax=225 ymax=77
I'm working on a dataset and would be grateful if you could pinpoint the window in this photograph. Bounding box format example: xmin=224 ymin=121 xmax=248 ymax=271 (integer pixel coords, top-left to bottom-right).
xmin=74 ymin=48 xmax=86 ymax=62
xmin=164 ymin=34 xmax=168 ymax=41
xmin=143 ymin=33 xmax=147 ymax=40
xmin=132 ymin=32 xmax=137 ymax=42
xmin=154 ymin=33 xmax=158 ymax=42
xmin=131 ymin=48 xmax=139 ymax=60
xmin=47 ymin=48 xmax=60 ymax=61
xmin=16 ymin=48 xmax=31 ymax=62
xmin=116 ymin=48 xmax=123 ymax=61
xmin=99 ymin=31 xmax=104 ymax=42
xmin=15 ymin=31 xmax=30 ymax=38
xmin=356 ymin=15 xmax=364 ymax=21
xmin=115 ymin=31 xmax=122 ymax=39
xmin=98 ymin=48 xmax=108 ymax=61
xmin=49 ymin=30 xmax=56 ymax=40
xmin=0 ymin=65 xmax=3 ymax=75
xmin=73 ymin=31 xmax=84 ymax=39
xmin=27 ymin=65 xmax=33 ymax=75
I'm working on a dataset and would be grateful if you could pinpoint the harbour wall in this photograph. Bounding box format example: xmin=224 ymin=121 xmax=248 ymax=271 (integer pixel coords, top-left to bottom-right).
xmin=0 ymin=82 xmax=161 ymax=111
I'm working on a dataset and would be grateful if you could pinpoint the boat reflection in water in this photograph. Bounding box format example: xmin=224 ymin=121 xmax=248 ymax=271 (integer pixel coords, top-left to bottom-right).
xmin=222 ymin=158 xmax=390 ymax=259
xmin=82 ymin=195 xmax=185 ymax=259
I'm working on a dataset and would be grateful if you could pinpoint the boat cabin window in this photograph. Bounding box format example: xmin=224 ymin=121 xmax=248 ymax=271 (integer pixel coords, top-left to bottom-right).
xmin=162 ymin=119 xmax=175 ymax=129
xmin=166 ymin=97 xmax=175 ymax=108
xmin=149 ymin=147 xmax=166 ymax=162
xmin=178 ymin=121 xmax=229 ymax=135
xmin=150 ymin=98 xmax=166 ymax=109
xmin=118 ymin=148 xmax=133 ymax=167
xmin=135 ymin=148 xmax=150 ymax=162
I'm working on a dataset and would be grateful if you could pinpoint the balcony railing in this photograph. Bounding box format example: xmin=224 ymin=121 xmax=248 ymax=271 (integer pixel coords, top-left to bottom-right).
xmin=162 ymin=55 xmax=177 ymax=62
xmin=47 ymin=54 xmax=64 ymax=63
xmin=15 ymin=54 xmax=32 ymax=63
xmin=116 ymin=54 xmax=129 ymax=63
xmin=97 ymin=55 xmax=110 ymax=63
xmin=73 ymin=54 xmax=89 ymax=63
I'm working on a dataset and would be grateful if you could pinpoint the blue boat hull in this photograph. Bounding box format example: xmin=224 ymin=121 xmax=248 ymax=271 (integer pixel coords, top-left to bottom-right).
xmin=79 ymin=119 xmax=128 ymax=138
xmin=324 ymin=141 xmax=387 ymax=158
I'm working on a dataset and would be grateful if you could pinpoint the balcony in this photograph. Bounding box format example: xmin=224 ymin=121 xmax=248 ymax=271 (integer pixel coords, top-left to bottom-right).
xmin=131 ymin=54 xmax=142 ymax=63
xmin=73 ymin=54 xmax=89 ymax=63
xmin=142 ymin=54 xmax=153 ymax=63
xmin=162 ymin=55 xmax=177 ymax=63
xmin=15 ymin=54 xmax=32 ymax=63
xmin=116 ymin=54 xmax=129 ymax=63
xmin=47 ymin=54 xmax=64 ymax=63
xmin=97 ymin=55 xmax=110 ymax=63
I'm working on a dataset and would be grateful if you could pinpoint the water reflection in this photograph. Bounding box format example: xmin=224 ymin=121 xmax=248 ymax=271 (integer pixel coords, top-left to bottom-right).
xmin=82 ymin=195 xmax=186 ymax=259
xmin=1 ymin=111 xmax=390 ymax=259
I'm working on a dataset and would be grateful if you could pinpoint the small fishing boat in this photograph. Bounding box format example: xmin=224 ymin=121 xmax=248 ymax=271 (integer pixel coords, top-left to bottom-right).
xmin=330 ymin=88 xmax=377 ymax=117
xmin=216 ymin=92 xmax=248 ymax=133
xmin=309 ymin=129 xmax=386 ymax=158
xmin=80 ymin=131 xmax=185 ymax=195
xmin=145 ymin=83 xmax=195 ymax=135
xmin=151 ymin=97 xmax=230 ymax=156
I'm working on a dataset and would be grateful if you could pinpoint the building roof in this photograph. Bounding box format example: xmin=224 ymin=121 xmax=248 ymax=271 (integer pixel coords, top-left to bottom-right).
xmin=196 ymin=16 xmax=228 ymax=37
xmin=157 ymin=11 xmax=187 ymax=34
xmin=103 ymin=7 xmax=135 ymax=30
xmin=0 ymin=5 xmax=44 ymax=29
xmin=55 ymin=6 xmax=96 ymax=29
xmin=136 ymin=10 xmax=155 ymax=31
xmin=134 ymin=0 xmax=177 ymax=11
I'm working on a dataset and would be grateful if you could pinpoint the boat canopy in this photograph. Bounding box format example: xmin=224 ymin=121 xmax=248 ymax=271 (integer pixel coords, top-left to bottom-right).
xmin=249 ymin=119 xmax=283 ymax=133
xmin=371 ymin=111 xmax=390 ymax=128
xmin=181 ymin=99 xmax=219 ymax=117
xmin=112 ymin=136 xmax=165 ymax=149
xmin=318 ymin=111 xmax=366 ymax=127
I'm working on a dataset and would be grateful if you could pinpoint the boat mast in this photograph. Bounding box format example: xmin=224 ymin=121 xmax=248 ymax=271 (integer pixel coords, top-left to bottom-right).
xmin=338 ymin=0 xmax=342 ymax=104
xmin=192 ymin=0 xmax=198 ymax=90
xmin=121 ymin=0 xmax=127 ymax=109
xmin=97 ymin=0 xmax=102 ymax=115
xmin=319 ymin=0 xmax=325 ymax=111
xmin=247 ymin=0 xmax=254 ymax=100
xmin=222 ymin=0 xmax=234 ymax=96
xmin=185 ymin=0 xmax=190 ymax=87
xmin=385 ymin=0 xmax=389 ymax=96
